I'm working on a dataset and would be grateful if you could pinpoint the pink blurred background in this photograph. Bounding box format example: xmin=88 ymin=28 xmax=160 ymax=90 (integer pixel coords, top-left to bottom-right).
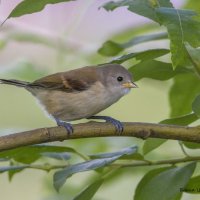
xmin=0 ymin=0 xmax=185 ymax=71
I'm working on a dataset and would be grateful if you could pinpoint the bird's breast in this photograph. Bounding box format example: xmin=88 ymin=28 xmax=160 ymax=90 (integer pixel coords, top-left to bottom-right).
xmin=32 ymin=81 xmax=123 ymax=121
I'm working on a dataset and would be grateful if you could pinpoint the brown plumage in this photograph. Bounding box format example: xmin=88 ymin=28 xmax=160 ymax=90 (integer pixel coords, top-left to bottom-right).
xmin=29 ymin=66 xmax=98 ymax=92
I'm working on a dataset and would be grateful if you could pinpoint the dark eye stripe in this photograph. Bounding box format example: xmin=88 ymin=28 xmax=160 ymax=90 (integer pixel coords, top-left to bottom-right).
xmin=117 ymin=76 xmax=123 ymax=82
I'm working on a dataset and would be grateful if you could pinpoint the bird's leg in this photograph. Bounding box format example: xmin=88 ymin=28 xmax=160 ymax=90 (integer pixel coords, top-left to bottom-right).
xmin=55 ymin=118 xmax=73 ymax=135
xmin=87 ymin=116 xmax=123 ymax=134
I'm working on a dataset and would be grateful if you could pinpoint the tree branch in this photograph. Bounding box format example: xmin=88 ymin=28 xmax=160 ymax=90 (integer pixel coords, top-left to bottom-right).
xmin=1 ymin=122 xmax=200 ymax=152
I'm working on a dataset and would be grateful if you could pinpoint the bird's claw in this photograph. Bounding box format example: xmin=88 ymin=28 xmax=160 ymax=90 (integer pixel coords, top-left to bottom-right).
xmin=88 ymin=116 xmax=123 ymax=134
xmin=55 ymin=118 xmax=73 ymax=135
xmin=103 ymin=116 xmax=124 ymax=134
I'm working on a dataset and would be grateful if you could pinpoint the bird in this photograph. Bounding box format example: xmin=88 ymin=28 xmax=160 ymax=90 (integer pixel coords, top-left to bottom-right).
xmin=0 ymin=63 xmax=138 ymax=134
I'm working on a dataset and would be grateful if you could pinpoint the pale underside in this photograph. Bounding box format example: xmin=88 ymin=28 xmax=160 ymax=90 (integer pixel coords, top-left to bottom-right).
xmin=29 ymin=81 xmax=130 ymax=121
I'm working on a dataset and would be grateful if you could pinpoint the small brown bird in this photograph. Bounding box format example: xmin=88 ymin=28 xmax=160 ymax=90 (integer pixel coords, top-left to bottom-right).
xmin=0 ymin=64 xmax=137 ymax=134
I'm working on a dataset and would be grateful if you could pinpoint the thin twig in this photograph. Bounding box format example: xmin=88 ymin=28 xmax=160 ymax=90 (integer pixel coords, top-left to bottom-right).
xmin=113 ymin=156 xmax=200 ymax=168
xmin=10 ymin=155 xmax=200 ymax=171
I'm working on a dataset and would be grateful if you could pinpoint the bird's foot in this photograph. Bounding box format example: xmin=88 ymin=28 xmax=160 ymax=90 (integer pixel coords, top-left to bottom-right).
xmin=55 ymin=118 xmax=73 ymax=135
xmin=87 ymin=116 xmax=123 ymax=134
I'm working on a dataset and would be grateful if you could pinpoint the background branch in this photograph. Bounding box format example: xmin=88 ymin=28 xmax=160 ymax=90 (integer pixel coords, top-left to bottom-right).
xmin=8 ymin=155 xmax=200 ymax=172
xmin=1 ymin=122 xmax=200 ymax=152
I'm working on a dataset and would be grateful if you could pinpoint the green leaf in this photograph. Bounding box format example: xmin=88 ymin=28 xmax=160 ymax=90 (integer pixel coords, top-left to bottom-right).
xmin=102 ymin=0 xmax=173 ymax=23
xmin=183 ymin=141 xmax=200 ymax=149
xmin=143 ymin=113 xmax=198 ymax=155
xmin=192 ymin=94 xmax=200 ymax=117
xmin=53 ymin=145 xmax=137 ymax=191
xmin=89 ymin=145 xmax=137 ymax=159
xmin=8 ymin=162 xmax=26 ymax=181
xmin=129 ymin=60 xmax=189 ymax=81
xmin=41 ymin=152 xmax=71 ymax=160
xmin=98 ymin=41 xmax=124 ymax=56
xmin=121 ymin=32 xmax=167 ymax=50
xmin=103 ymin=1 xmax=200 ymax=67
xmin=185 ymin=175 xmax=200 ymax=193
xmin=111 ymin=49 xmax=169 ymax=64
xmin=118 ymin=153 xmax=144 ymax=161
xmin=7 ymin=0 xmax=75 ymax=18
xmin=184 ymin=0 xmax=200 ymax=20
xmin=170 ymin=73 xmax=200 ymax=117
xmin=73 ymin=179 xmax=104 ymax=200
xmin=0 ymin=145 xmax=77 ymax=164
xmin=0 ymin=165 xmax=28 ymax=173
xmin=134 ymin=167 xmax=174 ymax=199
xmin=134 ymin=162 xmax=196 ymax=200
xmin=99 ymin=32 xmax=167 ymax=56
xmin=185 ymin=43 xmax=200 ymax=75
xmin=156 ymin=7 xmax=200 ymax=67
xmin=143 ymin=138 xmax=166 ymax=155
xmin=172 ymin=192 xmax=182 ymax=200
xmin=54 ymin=156 xmax=120 ymax=191
xmin=160 ymin=113 xmax=198 ymax=126
xmin=106 ymin=23 xmax=160 ymax=43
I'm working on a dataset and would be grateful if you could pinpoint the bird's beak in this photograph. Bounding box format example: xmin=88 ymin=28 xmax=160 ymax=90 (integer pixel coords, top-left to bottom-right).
xmin=122 ymin=82 xmax=138 ymax=88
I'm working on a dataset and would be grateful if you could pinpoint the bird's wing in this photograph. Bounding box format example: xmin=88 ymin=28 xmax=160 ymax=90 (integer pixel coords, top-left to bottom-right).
xmin=28 ymin=67 xmax=98 ymax=92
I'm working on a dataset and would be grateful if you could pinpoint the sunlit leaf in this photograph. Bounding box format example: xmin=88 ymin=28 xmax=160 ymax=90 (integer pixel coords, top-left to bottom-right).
xmin=170 ymin=73 xmax=200 ymax=117
xmin=107 ymin=23 xmax=160 ymax=43
xmin=185 ymin=175 xmax=200 ymax=193
xmin=156 ymin=7 xmax=200 ymax=67
xmin=7 ymin=0 xmax=75 ymax=18
xmin=111 ymin=49 xmax=169 ymax=64
xmin=192 ymin=94 xmax=200 ymax=117
xmin=185 ymin=43 xmax=200 ymax=77
xmin=98 ymin=41 xmax=124 ymax=56
xmin=0 ymin=145 xmax=77 ymax=164
xmin=143 ymin=113 xmax=198 ymax=155
xmin=134 ymin=162 xmax=196 ymax=200
xmin=0 ymin=165 xmax=28 ymax=173
xmin=134 ymin=167 xmax=174 ymax=199
xmin=53 ymin=145 xmax=137 ymax=191
xmin=160 ymin=113 xmax=198 ymax=126
xmin=116 ymin=153 xmax=144 ymax=161
xmin=8 ymin=161 xmax=26 ymax=181
xmin=102 ymin=0 xmax=173 ymax=23
xmin=183 ymin=141 xmax=200 ymax=149
xmin=103 ymin=1 xmax=200 ymax=68
xmin=143 ymin=138 xmax=166 ymax=155
xmin=73 ymin=179 xmax=104 ymax=200
xmin=129 ymin=60 xmax=189 ymax=81
xmin=184 ymin=0 xmax=200 ymax=20
xmin=89 ymin=145 xmax=137 ymax=159
xmin=54 ymin=156 xmax=120 ymax=191
xmin=41 ymin=152 xmax=71 ymax=160
xmin=99 ymin=32 xmax=167 ymax=56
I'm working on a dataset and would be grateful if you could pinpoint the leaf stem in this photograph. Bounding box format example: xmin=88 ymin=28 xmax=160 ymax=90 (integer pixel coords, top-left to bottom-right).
xmin=9 ymin=156 xmax=200 ymax=172
xmin=75 ymin=151 xmax=90 ymax=161
xmin=112 ymin=156 xmax=200 ymax=168
xmin=178 ymin=141 xmax=190 ymax=157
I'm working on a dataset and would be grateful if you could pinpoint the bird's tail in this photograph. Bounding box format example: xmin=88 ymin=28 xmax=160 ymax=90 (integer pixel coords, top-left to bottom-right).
xmin=0 ymin=79 xmax=29 ymax=88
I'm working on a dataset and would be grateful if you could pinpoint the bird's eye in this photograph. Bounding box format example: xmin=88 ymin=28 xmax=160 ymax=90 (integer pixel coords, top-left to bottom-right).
xmin=117 ymin=76 xmax=123 ymax=82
